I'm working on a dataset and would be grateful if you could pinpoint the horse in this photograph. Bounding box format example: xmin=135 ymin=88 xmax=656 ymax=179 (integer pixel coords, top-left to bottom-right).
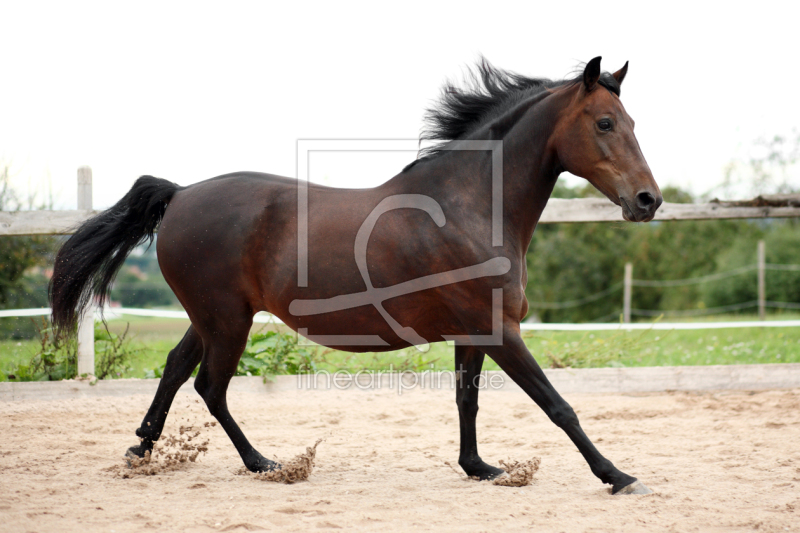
xmin=50 ymin=57 xmax=661 ymax=495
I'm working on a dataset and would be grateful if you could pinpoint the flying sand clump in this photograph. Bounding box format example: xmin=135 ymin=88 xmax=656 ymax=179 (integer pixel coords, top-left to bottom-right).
xmin=114 ymin=423 xmax=212 ymax=478
xmin=239 ymin=439 xmax=323 ymax=484
xmin=492 ymin=457 xmax=541 ymax=487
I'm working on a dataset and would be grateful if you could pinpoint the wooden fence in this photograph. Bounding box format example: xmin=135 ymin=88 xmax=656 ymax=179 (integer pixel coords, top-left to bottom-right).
xmin=2 ymin=167 xmax=800 ymax=375
xmin=2 ymin=172 xmax=800 ymax=236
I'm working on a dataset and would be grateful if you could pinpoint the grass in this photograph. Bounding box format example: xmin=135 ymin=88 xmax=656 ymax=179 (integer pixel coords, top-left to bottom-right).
xmin=1 ymin=314 xmax=799 ymax=380
xmin=522 ymin=327 xmax=800 ymax=368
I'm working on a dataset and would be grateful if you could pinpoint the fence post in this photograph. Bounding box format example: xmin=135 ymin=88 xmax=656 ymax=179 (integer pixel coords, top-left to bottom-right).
xmin=76 ymin=166 xmax=95 ymax=376
xmin=758 ymin=239 xmax=766 ymax=321
xmin=623 ymin=262 xmax=632 ymax=323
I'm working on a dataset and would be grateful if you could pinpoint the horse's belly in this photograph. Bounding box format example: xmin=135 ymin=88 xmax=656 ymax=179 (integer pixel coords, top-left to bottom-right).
xmin=271 ymin=294 xmax=463 ymax=353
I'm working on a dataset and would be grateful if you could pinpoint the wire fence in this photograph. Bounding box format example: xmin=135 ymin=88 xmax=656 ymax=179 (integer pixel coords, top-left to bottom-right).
xmin=3 ymin=263 xmax=799 ymax=323
xmin=527 ymin=282 xmax=623 ymax=309
xmin=3 ymin=306 xmax=799 ymax=332
xmin=0 ymin=307 xmax=281 ymax=323
xmin=629 ymin=265 xmax=757 ymax=288
xmin=526 ymin=257 xmax=800 ymax=322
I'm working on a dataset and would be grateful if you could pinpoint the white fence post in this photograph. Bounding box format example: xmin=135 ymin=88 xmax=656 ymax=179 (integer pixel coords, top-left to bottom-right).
xmin=623 ymin=262 xmax=633 ymax=323
xmin=76 ymin=166 xmax=95 ymax=376
xmin=758 ymin=240 xmax=766 ymax=321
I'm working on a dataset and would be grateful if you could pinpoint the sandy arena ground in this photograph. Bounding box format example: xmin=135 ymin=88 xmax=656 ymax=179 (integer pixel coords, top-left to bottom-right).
xmin=2 ymin=385 xmax=800 ymax=532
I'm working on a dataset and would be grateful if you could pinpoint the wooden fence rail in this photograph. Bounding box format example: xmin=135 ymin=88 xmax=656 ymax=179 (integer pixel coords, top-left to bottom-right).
xmin=540 ymin=195 xmax=800 ymax=224
xmin=2 ymin=192 xmax=800 ymax=238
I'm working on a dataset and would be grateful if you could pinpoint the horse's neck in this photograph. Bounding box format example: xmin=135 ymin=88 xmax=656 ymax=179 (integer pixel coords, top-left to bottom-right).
xmin=475 ymin=93 xmax=564 ymax=252
xmin=387 ymin=94 xmax=564 ymax=254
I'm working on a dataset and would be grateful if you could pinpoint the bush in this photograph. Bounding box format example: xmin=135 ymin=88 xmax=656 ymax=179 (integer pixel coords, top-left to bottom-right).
xmin=0 ymin=319 xmax=137 ymax=381
xmin=237 ymin=330 xmax=318 ymax=381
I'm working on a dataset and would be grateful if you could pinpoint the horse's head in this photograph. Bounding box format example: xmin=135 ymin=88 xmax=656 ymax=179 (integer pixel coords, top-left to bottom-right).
xmin=551 ymin=57 xmax=661 ymax=222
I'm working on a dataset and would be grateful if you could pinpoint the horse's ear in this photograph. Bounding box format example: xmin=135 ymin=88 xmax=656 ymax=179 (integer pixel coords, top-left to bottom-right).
xmin=583 ymin=56 xmax=602 ymax=91
xmin=612 ymin=61 xmax=629 ymax=85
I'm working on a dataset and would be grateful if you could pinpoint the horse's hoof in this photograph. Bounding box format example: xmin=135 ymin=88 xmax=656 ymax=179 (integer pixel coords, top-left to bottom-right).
xmin=462 ymin=462 xmax=504 ymax=481
xmin=124 ymin=448 xmax=141 ymax=468
xmin=124 ymin=442 xmax=153 ymax=468
xmin=483 ymin=468 xmax=505 ymax=481
xmin=252 ymin=459 xmax=282 ymax=473
xmin=126 ymin=446 xmax=145 ymax=458
xmin=613 ymin=480 xmax=653 ymax=495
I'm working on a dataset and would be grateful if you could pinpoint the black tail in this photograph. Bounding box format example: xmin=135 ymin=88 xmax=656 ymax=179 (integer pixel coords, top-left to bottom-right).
xmin=49 ymin=176 xmax=183 ymax=335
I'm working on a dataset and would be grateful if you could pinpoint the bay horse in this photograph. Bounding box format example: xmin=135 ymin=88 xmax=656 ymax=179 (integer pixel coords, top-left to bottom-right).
xmin=50 ymin=57 xmax=661 ymax=495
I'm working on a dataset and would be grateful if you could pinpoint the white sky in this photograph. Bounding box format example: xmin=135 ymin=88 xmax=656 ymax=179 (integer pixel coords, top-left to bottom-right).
xmin=2 ymin=0 xmax=799 ymax=209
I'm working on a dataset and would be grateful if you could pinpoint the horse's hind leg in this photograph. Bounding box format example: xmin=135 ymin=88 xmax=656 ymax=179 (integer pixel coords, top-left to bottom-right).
xmin=455 ymin=344 xmax=504 ymax=480
xmin=192 ymin=309 xmax=279 ymax=473
xmin=127 ymin=326 xmax=203 ymax=458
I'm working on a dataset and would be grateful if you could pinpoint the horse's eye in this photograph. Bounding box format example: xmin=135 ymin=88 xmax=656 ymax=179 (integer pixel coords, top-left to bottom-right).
xmin=597 ymin=119 xmax=613 ymax=132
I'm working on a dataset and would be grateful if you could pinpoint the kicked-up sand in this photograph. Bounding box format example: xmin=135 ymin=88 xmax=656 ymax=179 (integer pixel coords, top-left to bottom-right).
xmin=2 ymin=385 xmax=800 ymax=532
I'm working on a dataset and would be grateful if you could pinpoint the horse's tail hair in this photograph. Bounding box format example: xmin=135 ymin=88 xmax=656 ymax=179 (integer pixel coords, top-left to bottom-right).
xmin=49 ymin=176 xmax=183 ymax=336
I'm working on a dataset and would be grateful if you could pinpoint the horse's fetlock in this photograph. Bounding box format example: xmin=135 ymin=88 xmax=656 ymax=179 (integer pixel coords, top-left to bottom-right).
xmin=590 ymin=458 xmax=634 ymax=488
xmin=458 ymin=452 xmax=481 ymax=469
xmin=135 ymin=426 xmax=157 ymax=442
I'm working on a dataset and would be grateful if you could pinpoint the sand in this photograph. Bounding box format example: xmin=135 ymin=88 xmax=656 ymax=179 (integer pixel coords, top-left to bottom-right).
xmin=1 ymin=386 xmax=799 ymax=532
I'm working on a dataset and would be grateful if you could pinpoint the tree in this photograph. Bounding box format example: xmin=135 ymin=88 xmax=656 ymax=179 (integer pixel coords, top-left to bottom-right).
xmin=0 ymin=165 xmax=58 ymax=338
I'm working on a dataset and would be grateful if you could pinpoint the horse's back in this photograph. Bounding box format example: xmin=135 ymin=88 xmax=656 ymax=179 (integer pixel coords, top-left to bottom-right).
xmin=158 ymin=172 xmax=297 ymax=245
xmin=156 ymin=172 xmax=301 ymax=314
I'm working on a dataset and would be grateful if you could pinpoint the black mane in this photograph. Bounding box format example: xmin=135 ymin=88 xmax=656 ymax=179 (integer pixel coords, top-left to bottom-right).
xmin=405 ymin=58 xmax=620 ymax=171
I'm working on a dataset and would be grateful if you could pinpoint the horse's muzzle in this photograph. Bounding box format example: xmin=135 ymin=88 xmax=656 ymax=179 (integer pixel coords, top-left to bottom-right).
xmin=621 ymin=191 xmax=662 ymax=222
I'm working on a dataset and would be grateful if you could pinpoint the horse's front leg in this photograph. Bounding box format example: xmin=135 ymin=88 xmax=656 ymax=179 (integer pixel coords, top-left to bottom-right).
xmin=455 ymin=344 xmax=504 ymax=480
xmin=482 ymin=330 xmax=651 ymax=495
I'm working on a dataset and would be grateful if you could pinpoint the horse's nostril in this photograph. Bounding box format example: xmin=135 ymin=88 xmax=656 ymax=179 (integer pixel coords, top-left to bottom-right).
xmin=636 ymin=191 xmax=656 ymax=209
